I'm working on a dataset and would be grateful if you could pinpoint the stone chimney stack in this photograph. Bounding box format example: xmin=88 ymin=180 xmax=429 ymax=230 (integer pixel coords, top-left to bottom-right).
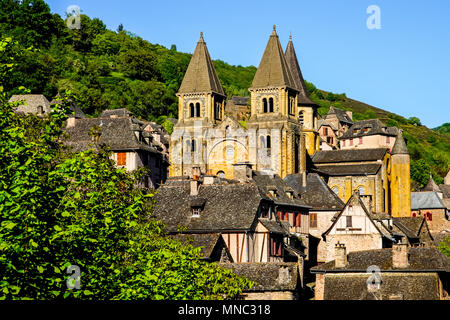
xmin=392 ymin=242 xmax=409 ymax=269
xmin=66 ymin=117 xmax=76 ymax=128
xmin=192 ymin=166 xmax=201 ymax=180
xmin=190 ymin=166 xmax=202 ymax=196
xmin=233 ymin=163 xmax=253 ymax=182
xmin=346 ymin=111 xmax=353 ymax=121
xmin=334 ymin=242 xmax=347 ymax=268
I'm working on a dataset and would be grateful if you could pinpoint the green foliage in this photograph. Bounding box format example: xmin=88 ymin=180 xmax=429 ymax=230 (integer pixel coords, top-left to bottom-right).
xmin=408 ymin=117 xmax=422 ymax=126
xmin=438 ymin=237 xmax=450 ymax=258
xmin=433 ymin=123 xmax=450 ymax=135
xmin=0 ymin=39 xmax=252 ymax=300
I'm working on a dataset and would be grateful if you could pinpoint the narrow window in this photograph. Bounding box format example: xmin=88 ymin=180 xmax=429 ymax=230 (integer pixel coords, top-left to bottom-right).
xmin=260 ymin=136 xmax=266 ymax=148
xmin=186 ymin=140 xmax=191 ymax=151
xmin=310 ymin=213 xmax=317 ymax=228
xmin=342 ymin=140 xmax=346 ymax=147
xmin=263 ymin=98 xmax=268 ymax=113
xmin=269 ymin=98 xmax=274 ymax=112
xmin=296 ymin=213 xmax=302 ymax=227
xmin=346 ymin=216 xmax=353 ymax=228
xmin=266 ymin=135 xmax=271 ymax=149
xmin=191 ymin=139 xmax=196 ymax=152
xmin=350 ymin=139 xmax=354 ymax=146
xmin=324 ymin=127 xmax=328 ymax=135
xmin=192 ymin=208 xmax=201 ymax=217
xmin=195 ymin=103 xmax=200 ymax=117
xmin=299 ymin=111 xmax=304 ymax=125
xmin=190 ymin=103 xmax=195 ymax=118
xmin=117 ymin=152 xmax=126 ymax=166
xmin=386 ymin=136 xmax=390 ymax=144
xmin=359 ymin=137 xmax=363 ymax=144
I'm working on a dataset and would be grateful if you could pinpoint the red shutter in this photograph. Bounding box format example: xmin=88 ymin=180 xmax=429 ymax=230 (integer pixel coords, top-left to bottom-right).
xmin=117 ymin=152 xmax=126 ymax=166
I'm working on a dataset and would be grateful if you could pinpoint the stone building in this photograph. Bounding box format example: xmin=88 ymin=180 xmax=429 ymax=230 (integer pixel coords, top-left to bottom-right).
xmin=220 ymin=262 xmax=303 ymax=300
xmin=339 ymin=119 xmax=398 ymax=150
xmin=169 ymin=27 xmax=319 ymax=180
xmin=153 ymin=167 xmax=309 ymax=263
xmin=411 ymin=191 xmax=449 ymax=234
xmin=284 ymin=173 xmax=345 ymax=264
xmin=318 ymin=118 xmax=338 ymax=150
xmin=64 ymin=108 xmax=169 ymax=189
xmin=321 ymin=106 xmax=353 ymax=138
xmin=311 ymin=130 xmax=411 ymax=217
xmin=9 ymin=94 xmax=52 ymax=116
xmin=224 ymin=96 xmax=250 ymax=121
xmin=311 ymin=243 xmax=450 ymax=300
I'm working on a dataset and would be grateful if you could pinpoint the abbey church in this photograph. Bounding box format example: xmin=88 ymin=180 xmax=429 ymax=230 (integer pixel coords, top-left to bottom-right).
xmin=168 ymin=26 xmax=411 ymax=218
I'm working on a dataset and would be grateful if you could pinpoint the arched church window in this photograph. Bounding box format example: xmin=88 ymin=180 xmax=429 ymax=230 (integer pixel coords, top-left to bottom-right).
xmin=299 ymin=111 xmax=304 ymax=125
xmin=217 ymin=171 xmax=225 ymax=179
xmin=260 ymin=136 xmax=265 ymax=148
xmin=263 ymin=98 xmax=268 ymax=113
xmin=195 ymin=103 xmax=201 ymax=117
xmin=266 ymin=135 xmax=271 ymax=149
xmin=189 ymin=103 xmax=195 ymax=118
xmin=269 ymin=98 xmax=274 ymax=112
xmin=191 ymin=139 xmax=196 ymax=152
xmin=186 ymin=139 xmax=191 ymax=151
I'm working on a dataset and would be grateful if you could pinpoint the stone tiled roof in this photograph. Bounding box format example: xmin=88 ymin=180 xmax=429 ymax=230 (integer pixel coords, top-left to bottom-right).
xmin=312 ymin=148 xmax=388 ymax=164
xmin=178 ymin=32 xmax=225 ymax=95
xmin=326 ymin=106 xmax=353 ymax=124
xmin=284 ymin=37 xmax=314 ymax=105
xmin=100 ymin=108 xmax=133 ymax=118
xmin=411 ymin=192 xmax=446 ymax=210
xmin=311 ymin=247 xmax=450 ymax=273
xmin=313 ymin=163 xmax=382 ymax=176
xmin=250 ymin=26 xmax=297 ymax=90
xmin=392 ymin=217 xmax=433 ymax=243
xmin=259 ymin=218 xmax=289 ymax=235
xmin=64 ymin=117 xmax=158 ymax=153
xmin=9 ymin=94 xmax=52 ymax=115
xmin=340 ymin=119 xmax=398 ymax=139
xmin=153 ymin=180 xmax=268 ymax=232
xmin=391 ymin=130 xmax=409 ymax=155
xmin=318 ymin=118 xmax=338 ymax=131
xmin=439 ymin=184 xmax=450 ymax=198
xmin=231 ymin=96 xmax=250 ymax=105
xmin=219 ymin=262 xmax=300 ymax=292
xmin=423 ymin=177 xmax=441 ymax=192
xmin=252 ymin=172 xmax=309 ymax=209
xmin=284 ymin=173 xmax=345 ymax=211
xmin=170 ymin=233 xmax=226 ymax=260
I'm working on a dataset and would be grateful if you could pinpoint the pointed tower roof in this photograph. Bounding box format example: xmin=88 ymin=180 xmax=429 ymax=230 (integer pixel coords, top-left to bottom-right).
xmin=423 ymin=175 xmax=442 ymax=192
xmin=250 ymin=25 xmax=297 ymax=90
xmin=285 ymin=35 xmax=315 ymax=105
xmin=391 ymin=129 xmax=409 ymax=155
xmin=178 ymin=32 xmax=225 ymax=95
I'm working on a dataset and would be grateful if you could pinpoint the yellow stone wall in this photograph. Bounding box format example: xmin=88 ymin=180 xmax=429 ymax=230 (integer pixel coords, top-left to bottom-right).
xmin=390 ymin=154 xmax=411 ymax=217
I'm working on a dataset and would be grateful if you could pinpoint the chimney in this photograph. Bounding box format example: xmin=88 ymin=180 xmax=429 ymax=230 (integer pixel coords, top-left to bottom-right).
xmin=392 ymin=242 xmax=409 ymax=269
xmin=346 ymin=111 xmax=353 ymax=121
xmin=190 ymin=180 xmax=200 ymax=196
xmin=192 ymin=166 xmax=201 ymax=181
xmin=203 ymin=175 xmax=215 ymax=185
xmin=302 ymin=171 xmax=307 ymax=188
xmin=66 ymin=117 xmax=76 ymax=128
xmin=334 ymin=242 xmax=347 ymax=268
xmin=233 ymin=163 xmax=253 ymax=182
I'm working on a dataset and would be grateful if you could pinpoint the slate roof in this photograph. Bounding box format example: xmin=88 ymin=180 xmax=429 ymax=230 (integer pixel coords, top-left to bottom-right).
xmin=284 ymin=36 xmax=315 ymax=105
xmin=313 ymin=163 xmax=382 ymax=176
xmin=423 ymin=177 xmax=441 ymax=192
xmin=9 ymin=94 xmax=52 ymax=115
xmin=219 ymin=262 xmax=300 ymax=292
xmin=284 ymin=173 xmax=345 ymax=211
xmin=392 ymin=217 xmax=432 ymax=242
xmin=312 ymin=148 xmax=388 ymax=164
xmin=326 ymin=106 xmax=353 ymax=124
xmin=318 ymin=118 xmax=338 ymax=131
xmin=153 ymin=179 xmax=268 ymax=232
xmin=259 ymin=218 xmax=289 ymax=235
xmin=439 ymin=184 xmax=450 ymax=198
xmin=340 ymin=119 xmax=398 ymax=139
xmin=411 ymin=192 xmax=446 ymax=210
xmin=64 ymin=117 xmax=158 ymax=153
xmin=311 ymin=247 xmax=450 ymax=273
xmin=231 ymin=96 xmax=249 ymax=105
xmin=170 ymin=233 xmax=226 ymax=260
xmin=250 ymin=26 xmax=297 ymax=90
xmin=252 ymin=172 xmax=310 ymax=209
xmin=100 ymin=108 xmax=133 ymax=118
xmin=391 ymin=130 xmax=409 ymax=155
xmin=178 ymin=32 xmax=225 ymax=96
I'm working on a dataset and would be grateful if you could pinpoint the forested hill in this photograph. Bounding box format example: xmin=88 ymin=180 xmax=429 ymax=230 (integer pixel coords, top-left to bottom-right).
xmin=0 ymin=0 xmax=448 ymax=188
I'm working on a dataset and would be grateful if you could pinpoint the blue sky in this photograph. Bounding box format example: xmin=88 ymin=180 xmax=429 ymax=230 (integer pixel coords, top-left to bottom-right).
xmin=46 ymin=0 xmax=450 ymax=128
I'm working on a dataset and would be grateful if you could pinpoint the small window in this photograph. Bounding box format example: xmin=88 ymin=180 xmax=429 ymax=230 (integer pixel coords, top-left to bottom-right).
xmin=269 ymin=98 xmax=274 ymax=112
xmin=295 ymin=213 xmax=302 ymax=227
xmin=310 ymin=213 xmax=317 ymax=228
xmin=364 ymin=127 xmax=370 ymax=133
xmin=299 ymin=111 xmax=304 ymax=125
xmin=117 ymin=152 xmax=126 ymax=166
xmin=37 ymin=105 xmax=44 ymax=115
xmin=263 ymin=98 xmax=268 ymax=113
xmin=190 ymin=103 xmax=195 ymax=117
xmin=192 ymin=208 xmax=201 ymax=217
xmin=353 ymin=129 xmax=359 ymax=134
xmin=346 ymin=216 xmax=353 ymax=228
xmin=195 ymin=103 xmax=200 ymax=117
xmin=324 ymin=127 xmax=328 ymax=135
xmin=386 ymin=136 xmax=391 ymax=144
xmin=359 ymin=137 xmax=363 ymax=144
xmin=426 ymin=212 xmax=432 ymax=221
xmin=342 ymin=140 xmax=346 ymax=147
xmin=266 ymin=135 xmax=271 ymax=149
xmin=191 ymin=139 xmax=196 ymax=152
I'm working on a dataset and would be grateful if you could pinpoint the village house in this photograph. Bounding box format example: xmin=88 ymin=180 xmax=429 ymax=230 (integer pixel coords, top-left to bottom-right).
xmin=64 ymin=108 xmax=169 ymax=189
xmin=311 ymin=243 xmax=450 ymax=300
xmin=284 ymin=172 xmax=345 ymax=264
xmin=153 ymin=166 xmax=309 ymax=263
xmin=339 ymin=119 xmax=398 ymax=150
xmin=411 ymin=191 xmax=449 ymax=235
xmin=9 ymin=94 xmax=52 ymax=116
xmin=318 ymin=118 xmax=339 ymax=150
xmin=320 ymin=106 xmax=353 ymax=139
xmin=224 ymin=96 xmax=250 ymax=121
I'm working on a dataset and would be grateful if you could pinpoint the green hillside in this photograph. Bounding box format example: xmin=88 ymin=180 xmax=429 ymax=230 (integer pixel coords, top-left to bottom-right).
xmin=433 ymin=123 xmax=450 ymax=135
xmin=0 ymin=0 xmax=448 ymax=188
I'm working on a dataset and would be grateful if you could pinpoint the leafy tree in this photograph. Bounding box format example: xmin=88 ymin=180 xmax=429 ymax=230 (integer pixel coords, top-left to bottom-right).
xmin=438 ymin=237 xmax=450 ymax=258
xmin=408 ymin=117 xmax=422 ymax=126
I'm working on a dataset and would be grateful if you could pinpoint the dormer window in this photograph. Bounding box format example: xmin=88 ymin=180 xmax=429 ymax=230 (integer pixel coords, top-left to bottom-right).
xmin=363 ymin=127 xmax=370 ymax=133
xmin=192 ymin=208 xmax=201 ymax=217
xmin=353 ymin=128 xmax=359 ymax=134
xmin=286 ymin=191 xmax=294 ymax=199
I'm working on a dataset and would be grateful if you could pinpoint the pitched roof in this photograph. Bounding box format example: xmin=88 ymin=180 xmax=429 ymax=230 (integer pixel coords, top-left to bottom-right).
xmin=170 ymin=233 xmax=227 ymax=260
xmin=311 ymin=247 xmax=450 ymax=273
xmin=100 ymin=108 xmax=133 ymax=118
xmin=411 ymin=192 xmax=446 ymax=210
xmin=326 ymin=106 xmax=353 ymax=124
xmin=284 ymin=173 xmax=345 ymax=211
xmin=391 ymin=129 xmax=409 ymax=155
xmin=258 ymin=218 xmax=289 ymax=235
xmin=219 ymin=262 xmax=300 ymax=292
xmin=250 ymin=26 xmax=297 ymax=90
xmin=64 ymin=117 xmax=159 ymax=153
xmin=178 ymin=32 xmax=224 ymax=95
xmin=313 ymin=163 xmax=382 ymax=176
xmin=423 ymin=176 xmax=441 ymax=192
xmin=312 ymin=148 xmax=388 ymax=164
xmin=9 ymin=94 xmax=52 ymax=115
xmin=340 ymin=119 xmax=398 ymax=139
xmin=439 ymin=184 xmax=450 ymax=198
xmin=318 ymin=118 xmax=338 ymax=131
xmin=153 ymin=179 xmax=267 ymax=232
xmin=392 ymin=217 xmax=433 ymax=244
xmin=284 ymin=36 xmax=314 ymax=105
